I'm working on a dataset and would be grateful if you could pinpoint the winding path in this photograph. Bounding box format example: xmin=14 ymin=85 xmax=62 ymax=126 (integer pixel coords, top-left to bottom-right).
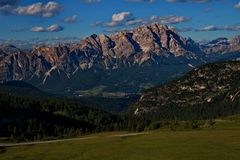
xmin=0 ymin=132 xmax=148 ymax=147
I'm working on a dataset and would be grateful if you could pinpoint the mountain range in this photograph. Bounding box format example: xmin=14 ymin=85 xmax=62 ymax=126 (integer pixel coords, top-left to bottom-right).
xmin=0 ymin=23 xmax=240 ymax=96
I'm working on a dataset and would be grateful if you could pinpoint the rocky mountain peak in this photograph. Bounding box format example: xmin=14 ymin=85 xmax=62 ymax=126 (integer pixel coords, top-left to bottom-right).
xmin=0 ymin=23 xmax=239 ymax=90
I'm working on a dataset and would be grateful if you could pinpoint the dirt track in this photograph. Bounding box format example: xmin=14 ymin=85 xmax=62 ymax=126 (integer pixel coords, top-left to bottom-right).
xmin=0 ymin=132 xmax=148 ymax=147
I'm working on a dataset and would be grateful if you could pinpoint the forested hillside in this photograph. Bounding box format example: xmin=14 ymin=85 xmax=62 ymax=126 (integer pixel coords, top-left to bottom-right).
xmin=133 ymin=61 xmax=240 ymax=120
xmin=0 ymin=94 xmax=126 ymax=141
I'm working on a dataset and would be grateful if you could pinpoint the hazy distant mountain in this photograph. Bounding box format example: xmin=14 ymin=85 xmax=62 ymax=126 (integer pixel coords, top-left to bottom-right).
xmin=202 ymin=35 xmax=240 ymax=55
xmin=0 ymin=24 xmax=239 ymax=95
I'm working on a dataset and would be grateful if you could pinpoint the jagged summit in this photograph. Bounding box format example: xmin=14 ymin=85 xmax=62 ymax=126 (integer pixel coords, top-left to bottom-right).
xmin=0 ymin=24 xmax=239 ymax=94
xmin=78 ymin=23 xmax=202 ymax=59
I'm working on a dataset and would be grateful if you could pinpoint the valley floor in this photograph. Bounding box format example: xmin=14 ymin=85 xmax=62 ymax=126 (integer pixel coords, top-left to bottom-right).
xmin=0 ymin=119 xmax=240 ymax=160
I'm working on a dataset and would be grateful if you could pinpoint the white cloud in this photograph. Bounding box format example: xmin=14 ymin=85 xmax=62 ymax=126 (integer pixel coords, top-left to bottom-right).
xmin=125 ymin=18 xmax=144 ymax=25
xmin=95 ymin=11 xmax=135 ymax=27
xmin=47 ymin=24 xmax=64 ymax=32
xmin=31 ymin=26 xmax=46 ymax=32
xmin=234 ymin=2 xmax=240 ymax=9
xmin=16 ymin=1 xmax=62 ymax=17
xmin=31 ymin=24 xmax=64 ymax=32
xmin=112 ymin=12 xmax=132 ymax=22
xmin=94 ymin=13 xmax=191 ymax=28
xmin=63 ymin=15 xmax=78 ymax=23
xmin=196 ymin=25 xmax=240 ymax=31
xmin=149 ymin=15 xmax=191 ymax=24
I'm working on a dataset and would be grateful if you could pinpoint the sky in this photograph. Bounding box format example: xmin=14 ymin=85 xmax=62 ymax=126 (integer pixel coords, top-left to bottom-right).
xmin=0 ymin=0 xmax=240 ymax=47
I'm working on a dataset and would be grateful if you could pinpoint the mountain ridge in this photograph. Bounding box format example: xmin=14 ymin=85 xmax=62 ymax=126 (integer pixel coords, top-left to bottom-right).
xmin=0 ymin=23 xmax=240 ymax=95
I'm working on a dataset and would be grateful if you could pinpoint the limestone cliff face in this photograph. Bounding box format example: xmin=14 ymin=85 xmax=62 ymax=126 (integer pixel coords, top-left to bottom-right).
xmin=0 ymin=46 xmax=30 ymax=81
xmin=0 ymin=24 xmax=239 ymax=84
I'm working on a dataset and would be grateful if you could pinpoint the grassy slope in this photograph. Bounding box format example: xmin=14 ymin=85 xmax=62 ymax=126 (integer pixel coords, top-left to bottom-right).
xmin=1 ymin=117 xmax=240 ymax=160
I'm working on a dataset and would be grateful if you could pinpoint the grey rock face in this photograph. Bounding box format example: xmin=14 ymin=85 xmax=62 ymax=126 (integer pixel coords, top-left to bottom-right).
xmin=0 ymin=24 xmax=239 ymax=85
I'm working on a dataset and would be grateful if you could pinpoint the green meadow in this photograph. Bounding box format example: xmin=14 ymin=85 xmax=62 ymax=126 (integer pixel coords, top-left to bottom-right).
xmin=1 ymin=117 xmax=240 ymax=160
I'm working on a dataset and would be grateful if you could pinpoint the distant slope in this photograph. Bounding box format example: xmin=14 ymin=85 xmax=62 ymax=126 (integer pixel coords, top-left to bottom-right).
xmin=202 ymin=35 xmax=240 ymax=54
xmin=0 ymin=81 xmax=51 ymax=98
xmin=0 ymin=81 xmax=138 ymax=113
xmin=133 ymin=60 xmax=240 ymax=120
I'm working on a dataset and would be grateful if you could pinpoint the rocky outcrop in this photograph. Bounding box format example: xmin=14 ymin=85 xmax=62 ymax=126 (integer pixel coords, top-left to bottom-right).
xmin=0 ymin=46 xmax=31 ymax=81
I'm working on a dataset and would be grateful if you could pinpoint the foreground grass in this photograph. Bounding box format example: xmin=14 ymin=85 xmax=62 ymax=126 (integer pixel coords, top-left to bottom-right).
xmin=1 ymin=119 xmax=240 ymax=160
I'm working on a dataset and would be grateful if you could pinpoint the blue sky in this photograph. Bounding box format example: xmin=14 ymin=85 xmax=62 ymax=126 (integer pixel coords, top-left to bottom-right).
xmin=0 ymin=0 xmax=240 ymax=44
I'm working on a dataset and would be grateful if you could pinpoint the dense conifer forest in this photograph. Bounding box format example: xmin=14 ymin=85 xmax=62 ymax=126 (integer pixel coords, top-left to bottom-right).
xmin=0 ymin=93 xmax=127 ymax=141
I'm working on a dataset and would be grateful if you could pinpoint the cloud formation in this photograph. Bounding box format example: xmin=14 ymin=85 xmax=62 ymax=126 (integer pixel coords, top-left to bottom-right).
xmin=63 ymin=15 xmax=78 ymax=23
xmin=234 ymin=2 xmax=240 ymax=9
xmin=0 ymin=1 xmax=62 ymax=17
xmin=94 ymin=12 xmax=190 ymax=27
xmin=16 ymin=1 xmax=62 ymax=17
xmin=31 ymin=24 xmax=64 ymax=32
xmin=95 ymin=11 xmax=135 ymax=27
xmin=112 ymin=12 xmax=132 ymax=22
xmin=196 ymin=25 xmax=240 ymax=31
xmin=31 ymin=26 xmax=46 ymax=32
xmin=149 ymin=15 xmax=191 ymax=24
